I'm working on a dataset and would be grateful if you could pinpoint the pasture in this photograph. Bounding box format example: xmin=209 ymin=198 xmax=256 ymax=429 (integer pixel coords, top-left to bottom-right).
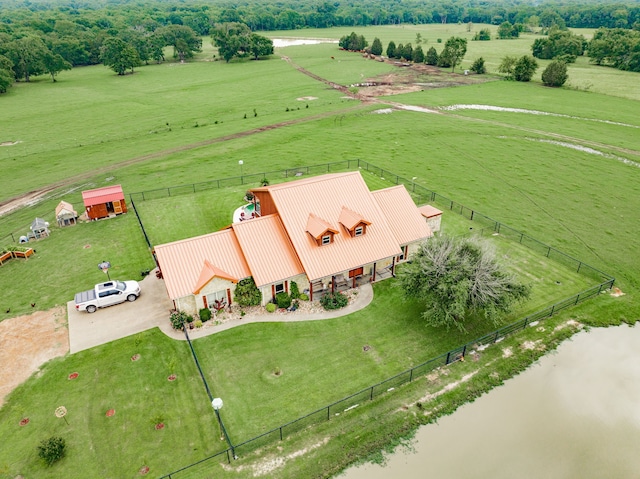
xmin=1 ymin=24 xmax=639 ymax=478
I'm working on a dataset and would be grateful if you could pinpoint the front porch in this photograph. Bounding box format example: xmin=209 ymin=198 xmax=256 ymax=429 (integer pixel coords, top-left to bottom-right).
xmin=308 ymin=262 xmax=396 ymax=301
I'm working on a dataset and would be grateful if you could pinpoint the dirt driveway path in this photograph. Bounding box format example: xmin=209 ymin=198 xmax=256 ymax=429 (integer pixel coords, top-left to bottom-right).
xmin=0 ymin=306 xmax=68 ymax=406
xmin=67 ymin=270 xmax=173 ymax=353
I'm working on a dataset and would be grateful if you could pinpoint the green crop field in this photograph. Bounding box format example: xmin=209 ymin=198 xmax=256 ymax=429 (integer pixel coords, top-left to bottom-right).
xmin=1 ymin=24 xmax=639 ymax=479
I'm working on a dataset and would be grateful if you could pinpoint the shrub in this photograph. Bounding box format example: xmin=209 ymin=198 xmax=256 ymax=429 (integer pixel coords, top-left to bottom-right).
xmin=234 ymin=277 xmax=262 ymax=306
xmin=194 ymin=319 xmax=203 ymax=328
xmin=299 ymin=293 xmax=309 ymax=301
xmin=470 ymin=57 xmax=486 ymax=74
xmin=170 ymin=311 xmax=192 ymax=330
xmin=265 ymin=303 xmax=276 ymax=313
xmin=542 ymin=60 xmax=568 ymax=87
xmin=244 ymin=190 xmax=254 ymax=201
xmin=37 ymin=436 xmax=66 ymax=466
xmin=276 ymin=292 xmax=292 ymax=309
xmin=320 ymin=292 xmax=348 ymax=310
xmin=199 ymin=307 xmax=212 ymax=322
xmin=290 ymin=281 xmax=300 ymax=299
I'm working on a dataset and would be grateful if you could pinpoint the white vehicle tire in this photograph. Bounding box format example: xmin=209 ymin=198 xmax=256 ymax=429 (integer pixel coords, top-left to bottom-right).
xmin=127 ymin=294 xmax=137 ymax=302
xmin=87 ymin=305 xmax=97 ymax=313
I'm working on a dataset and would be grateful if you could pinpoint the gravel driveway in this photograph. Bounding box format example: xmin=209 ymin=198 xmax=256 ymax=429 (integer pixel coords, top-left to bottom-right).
xmin=67 ymin=270 xmax=173 ymax=353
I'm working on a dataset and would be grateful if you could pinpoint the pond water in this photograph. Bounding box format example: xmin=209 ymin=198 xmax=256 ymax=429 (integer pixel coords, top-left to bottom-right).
xmin=272 ymin=38 xmax=338 ymax=48
xmin=340 ymin=324 xmax=640 ymax=479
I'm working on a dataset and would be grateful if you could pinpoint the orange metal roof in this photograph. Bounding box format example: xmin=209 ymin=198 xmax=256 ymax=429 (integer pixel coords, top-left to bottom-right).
xmin=154 ymin=229 xmax=251 ymax=300
xmin=258 ymin=171 xmax=401 ymax=281
xmin=418 ymin=204 xmax=443 ymax=218
xmin=372 ymin=186 xmax=433 ymax=246
xmin=338 ymin=206 xmax=370 ymax=230
xmin=232 ymin=214 xmax=305 ymax=287
xmin=305 ymin=213 xmax=338 ymax=239
xmin=82 ymin=185 xmax=125 ymax=207
xmin=193 ymin=260 xmax=238 ymax=295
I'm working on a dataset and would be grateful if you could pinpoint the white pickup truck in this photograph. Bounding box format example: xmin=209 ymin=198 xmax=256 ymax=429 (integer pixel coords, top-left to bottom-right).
xmin=75 ymin=280 xmax=141 ymax=313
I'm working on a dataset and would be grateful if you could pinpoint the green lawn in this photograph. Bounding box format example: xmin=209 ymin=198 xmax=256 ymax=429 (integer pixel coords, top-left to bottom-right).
xmin=0 ymin=27 xmax=639 ymax=479
xmin=0 ymin=329 xmax=226 ymax=478
xmin=0 ymin=228 xmax=593 ymax=477
xmin=0 ymin=214 xmax=154 ymax=318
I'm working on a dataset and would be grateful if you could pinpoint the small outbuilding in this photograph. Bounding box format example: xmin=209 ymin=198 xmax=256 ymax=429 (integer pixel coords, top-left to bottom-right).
xmin=56 ymin=200 xmax=78 ymax=226
xmin=82 ymin=185 xmax=127 ymax=220
xmin=418 ymin=205 xmax=443 ymax=233
xmin=30 ymin=217 xmax=50 ymax=239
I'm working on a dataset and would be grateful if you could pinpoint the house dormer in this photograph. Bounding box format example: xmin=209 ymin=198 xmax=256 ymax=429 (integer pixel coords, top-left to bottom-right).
xmin=306 ymin=213 xmax=339 ymax=246
xmin=339 ymin=206 xmax=371 ymax=238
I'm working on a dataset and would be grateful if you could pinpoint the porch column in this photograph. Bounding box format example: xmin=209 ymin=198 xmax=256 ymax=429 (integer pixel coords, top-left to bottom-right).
xmin=372 ymin=263 xmax=376 ymax=282
xmin=391 ymin=257 xmax=396 ymax=277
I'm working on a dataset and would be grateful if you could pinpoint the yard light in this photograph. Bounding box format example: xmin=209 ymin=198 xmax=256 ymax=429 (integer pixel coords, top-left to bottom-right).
xmin=98 ymin=261 xmax=111 ymax=281
xmin=212 ymin=398 xmax=224 ymax=441
xmin=412 ymin=177 xmax=417 ymax=192
xmin=238 ymin=160 xmax=243 ymax=177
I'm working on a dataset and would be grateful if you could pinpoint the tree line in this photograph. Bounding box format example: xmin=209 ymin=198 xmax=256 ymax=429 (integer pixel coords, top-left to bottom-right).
xmin=1 ymin=0 xmax=639 ymax=31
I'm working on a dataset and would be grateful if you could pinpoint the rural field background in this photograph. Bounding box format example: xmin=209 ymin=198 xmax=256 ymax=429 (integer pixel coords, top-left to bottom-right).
xmin=1 ymin=23 xmax=639 ymax=478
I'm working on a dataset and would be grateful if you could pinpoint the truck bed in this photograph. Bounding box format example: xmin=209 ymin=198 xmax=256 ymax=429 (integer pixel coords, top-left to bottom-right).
xmin=75 ymin=289 xmax=96 ymax=304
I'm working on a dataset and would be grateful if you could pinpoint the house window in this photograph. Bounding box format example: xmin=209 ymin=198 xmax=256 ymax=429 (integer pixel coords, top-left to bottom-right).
xmin=206 ymin=290 xmax=227 ymax=309
xmin=354 ymin=226 xmax=364 ymax=236
xmin=321 ymin=235 xmax=331 ymax=245
xmin=274 ymin=282 xmax=285 ymax=294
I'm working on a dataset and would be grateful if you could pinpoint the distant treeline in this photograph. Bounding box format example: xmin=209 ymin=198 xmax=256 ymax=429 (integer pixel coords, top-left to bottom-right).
xmin=1 ymin=0 xmax=640 ymax=94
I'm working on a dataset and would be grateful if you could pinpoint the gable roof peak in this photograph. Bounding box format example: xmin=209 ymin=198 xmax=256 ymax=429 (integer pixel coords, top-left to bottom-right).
xmin=306 ymin=213 xmax=338 ymax=239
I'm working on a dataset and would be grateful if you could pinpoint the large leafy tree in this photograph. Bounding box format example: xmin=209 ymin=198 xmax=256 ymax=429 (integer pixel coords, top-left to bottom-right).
xmin=100 ymin=37 xmax=140 ymax=75
xmin=248 ymin=33 xmax=273 ymax=60
xmin=155 ymin=25 xmax=202 ymax=62
xmin=0 ymin=54 xmax=13 ymax=92
xmin=438 ymin=36 xmax=467 ymax=72
xmin=42 ymin=51 xmax=71 ymax=81
xmin=211 ymin=22 xmax=251 ymax=62
xmin=399 ymin=235 xmax=531 ymax=332
xmin=5 ymin=36 xmax=48 ymax=81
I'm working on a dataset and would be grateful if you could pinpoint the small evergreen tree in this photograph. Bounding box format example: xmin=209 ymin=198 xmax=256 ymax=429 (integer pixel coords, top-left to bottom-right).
xmin=386 ymin=40 xmax=396 ymax=58
xmin=38 ymin=436 xmax=66 ymax=466
xmin=425 ymin=46 xmax=438 ymax=65
xmin=396 ymin=43 xmax=404 ymax=59
xmin=371 ymin=37 xmax=383 ymax=56
xmin=542 ymin=60 xmax=568 ymax=86
xmin=470 ymin=57 xmax=486 ymax=74
xmin=412 ymin=45 xmax=425 ymax=63
xmin=401 ymin=43 xmax=413 ymax=61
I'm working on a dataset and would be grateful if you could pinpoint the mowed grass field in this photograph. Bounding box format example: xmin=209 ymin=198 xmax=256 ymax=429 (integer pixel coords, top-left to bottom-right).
xmin=1 ymin=25 xmax=639 ymax=478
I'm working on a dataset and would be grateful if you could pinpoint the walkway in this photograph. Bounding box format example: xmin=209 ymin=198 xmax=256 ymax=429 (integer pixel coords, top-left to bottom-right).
xmin=158 ymin=283 xmax=374 ymax=341
xmin=67 ymin=269 xmax=375 ymax=351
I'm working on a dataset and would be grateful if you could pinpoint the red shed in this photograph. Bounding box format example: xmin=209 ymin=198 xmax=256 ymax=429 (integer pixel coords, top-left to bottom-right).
xmin=82 ymin=185 xmax=127 ymax=220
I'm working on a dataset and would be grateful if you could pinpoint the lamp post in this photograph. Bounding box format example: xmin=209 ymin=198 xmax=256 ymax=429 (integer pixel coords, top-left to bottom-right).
xmin=238 ymin=160 xmax=244 ymax=178
xmin=211 ymin=398 xmax=224 ymax=440
xmin=98 ymin=261 xmax=111 ymax=281
xmin=412 ymin=176 xmax=417 ymax=192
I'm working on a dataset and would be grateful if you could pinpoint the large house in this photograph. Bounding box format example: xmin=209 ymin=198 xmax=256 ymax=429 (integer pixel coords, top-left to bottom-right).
xmin=154 ymin=171 xmax=441 ymax=314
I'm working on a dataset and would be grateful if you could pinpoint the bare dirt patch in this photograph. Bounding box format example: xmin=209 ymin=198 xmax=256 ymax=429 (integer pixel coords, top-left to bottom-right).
xmin=0 ymin=307 xmax=68 ymax=406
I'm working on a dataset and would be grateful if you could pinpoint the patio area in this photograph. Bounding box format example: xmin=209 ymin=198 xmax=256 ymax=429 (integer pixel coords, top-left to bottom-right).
xmin=232 ymin=203 xmax=258 ymax=223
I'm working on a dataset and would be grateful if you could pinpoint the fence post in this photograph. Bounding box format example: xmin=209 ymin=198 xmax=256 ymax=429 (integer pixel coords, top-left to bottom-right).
xmin=11 ymin=233 xmax=15 ymax=243
xmin=470 ymin=210 xmax=474 ymax=221
xmin=370 ymin=386 xmax=374 ymax=400
xmin=280 ymin=427 xmax=283 ymax=440
xmin=142 ymin=191 xmax=145 ymax=201
xmin=446 ymin=351 xmax=451 ymax=364
xmin=192 ymin=184 xmax=195 ymax=193
xmin=574 ymin=293 xmax=580 ymax=305
xmin=461 ymin=345 xmax=466 ymax=358
xmin=226 ymin=450 xmax=230 ymax=464
xmin=546 ymin=246 xmax=551 ymax=257
xmin=550 ymin=304 xmax=555 ymax=316
xmin=519 ymin=233 xmax=523 ymax=243
xmin=577 ymin=262 xmax=582 ymax=273
xmin=409 ymin=368 xmax=414 ymax=382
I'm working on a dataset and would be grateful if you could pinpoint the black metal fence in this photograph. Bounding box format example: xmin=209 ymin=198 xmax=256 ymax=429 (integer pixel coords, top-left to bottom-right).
xmin=159 ymin=275 xmax=613 ymax=478
xmin=129 ymin=160 xmax=361 ymax=202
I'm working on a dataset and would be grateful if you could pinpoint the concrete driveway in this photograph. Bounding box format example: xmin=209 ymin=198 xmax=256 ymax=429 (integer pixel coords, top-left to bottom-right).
xmin=67 ymin=270 xmax=173 ymax=353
